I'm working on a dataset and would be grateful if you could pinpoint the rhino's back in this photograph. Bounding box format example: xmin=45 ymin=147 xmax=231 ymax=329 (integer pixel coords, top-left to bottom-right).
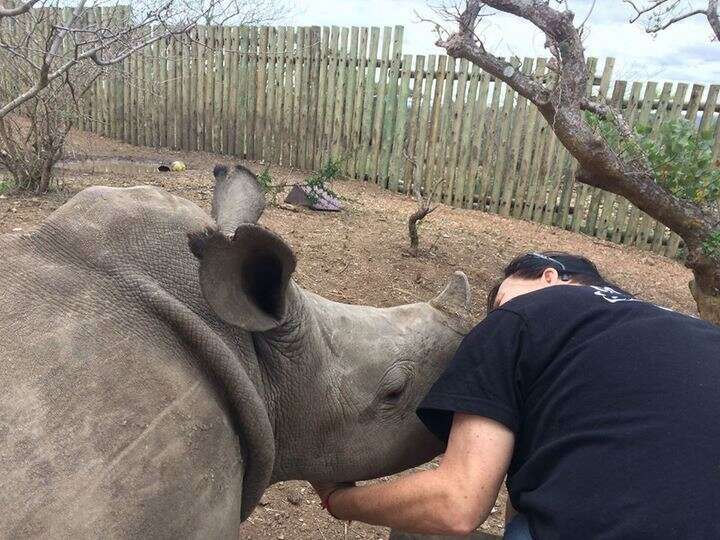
xmin=1 ymin=186 xmax=245 ymax=538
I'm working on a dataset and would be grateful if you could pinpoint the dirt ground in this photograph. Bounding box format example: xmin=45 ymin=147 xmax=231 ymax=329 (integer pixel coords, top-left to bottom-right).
xmin=0 ymin=130 xmax=696 ymax=539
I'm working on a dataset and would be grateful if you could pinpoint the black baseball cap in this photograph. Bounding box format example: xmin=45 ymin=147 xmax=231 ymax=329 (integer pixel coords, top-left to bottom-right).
xmin=506 ymin=252 xmax=603 ymax=282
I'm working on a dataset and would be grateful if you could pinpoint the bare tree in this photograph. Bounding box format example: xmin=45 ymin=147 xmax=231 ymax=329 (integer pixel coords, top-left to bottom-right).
xmin=0 ymin=0 xmax=282 ymax=193
xmin=408 ymin=182 xmax=444 ymax=255
xmin=625 ymin=0 xmax=720 ymax=40
xmin=406 ymin=152 xmax=445 ymax=255
xmin=433 ymin=1 xmax=720 ymax=324
xmin=0 ymin=1 xmax=212 ymax=121
xmin=0 ymin=69 xmax=96 ymax=193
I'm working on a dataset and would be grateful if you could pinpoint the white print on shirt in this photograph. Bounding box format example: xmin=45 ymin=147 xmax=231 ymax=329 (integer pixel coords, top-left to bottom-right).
xmin=590 ymin=286 xmax=677 ymax=313
xmin=591 ymin=286 xmax=641 ymax=304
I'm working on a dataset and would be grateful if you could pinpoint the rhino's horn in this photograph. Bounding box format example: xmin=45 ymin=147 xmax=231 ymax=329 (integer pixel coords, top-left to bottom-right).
xmin=430 ymin=271 xmax=471 ymax=319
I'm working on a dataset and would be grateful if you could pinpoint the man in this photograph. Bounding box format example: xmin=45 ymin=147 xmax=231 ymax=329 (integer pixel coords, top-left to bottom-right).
xmin=313 ymin=252 xmax=720 ymax=539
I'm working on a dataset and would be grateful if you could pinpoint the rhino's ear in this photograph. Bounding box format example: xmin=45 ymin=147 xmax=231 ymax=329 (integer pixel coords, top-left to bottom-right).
xmin=189 ymin=224 xmax=296 ymax=331
xmin=212 ymin=164 xmax=266 ymax=234
xmin=430 ymin=271 xmax=471 ymax=318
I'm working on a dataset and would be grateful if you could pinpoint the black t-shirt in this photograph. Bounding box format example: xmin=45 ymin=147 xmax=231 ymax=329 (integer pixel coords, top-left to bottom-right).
xmin=417 ymin=285 xmax=720 ymax=539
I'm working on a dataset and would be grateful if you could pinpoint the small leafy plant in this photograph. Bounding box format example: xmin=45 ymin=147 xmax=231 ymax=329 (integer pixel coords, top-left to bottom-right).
xmin=305 ymin=156 xmax=344 ymax=204
xmin=256 ymin=167 xmax=273 ymax=193
xmin=256 ymin=166 xmax=285 ymax=205
xmin=256 ymin=158 xmax=346 ymax=207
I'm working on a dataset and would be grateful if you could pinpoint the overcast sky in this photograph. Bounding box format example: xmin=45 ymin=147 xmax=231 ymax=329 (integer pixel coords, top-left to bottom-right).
xmin=283 ymin=0 xmax=719 ymax=85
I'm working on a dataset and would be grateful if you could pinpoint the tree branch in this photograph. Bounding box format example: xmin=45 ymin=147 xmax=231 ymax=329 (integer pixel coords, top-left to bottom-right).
xmin=625 ymin=0 xmax=677 ymax=23
xmin=655 ymin=8 xmax=707 ymax=30
xmin=0 ymin=0 xmax=42 ymax=18
xmin=625 ymin=0 xmax=720 ymax=41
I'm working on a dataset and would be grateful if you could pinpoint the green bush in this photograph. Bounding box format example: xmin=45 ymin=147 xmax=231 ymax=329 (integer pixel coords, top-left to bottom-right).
xmin=636 ymin=120 xmax=720 ymax=206
xmin=305 ymin=156 xmax=344 ymax=203
xmin=585 ymin=114 xmax=720 ymax=207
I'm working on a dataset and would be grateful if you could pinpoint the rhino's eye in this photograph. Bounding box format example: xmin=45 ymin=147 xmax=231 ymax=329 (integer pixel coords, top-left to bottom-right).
xmin=384 ymin=383 xmax=406 ymax=403
xmin=378 ymin=362 xmax=414 ymax=406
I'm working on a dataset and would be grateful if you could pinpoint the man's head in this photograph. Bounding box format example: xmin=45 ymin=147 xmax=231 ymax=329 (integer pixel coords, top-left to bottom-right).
xmin=487 ymin=251 xmax=629 ymax=312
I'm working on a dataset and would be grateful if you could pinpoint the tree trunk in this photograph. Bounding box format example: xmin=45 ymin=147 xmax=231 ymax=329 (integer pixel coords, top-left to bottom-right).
xmin=689 ymin=251 xmax=720 ymax=325
xmin=408 ymin=207 xmax=432 ymax=253
xmin=690 ymin=279 xmax=720 ymax=324
xmin=37 ymin=156 xmax=53 ymax=193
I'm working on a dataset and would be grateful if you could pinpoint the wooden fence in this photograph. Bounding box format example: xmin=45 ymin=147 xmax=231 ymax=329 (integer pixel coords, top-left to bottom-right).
xmin=77 ymin=22 xmax=720 ymax=258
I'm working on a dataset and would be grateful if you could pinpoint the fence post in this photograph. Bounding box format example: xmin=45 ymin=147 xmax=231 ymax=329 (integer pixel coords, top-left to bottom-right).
xmin=378 ymin=25 xmax=403 ymax=187
xmin=388 ymin=53 xmax=412 ymax=191
xmin=348 ymin=27 xmax=368 ymax=179
xmin=367 ymin=26 xmax=393 ymax=183
xmin=499 ymin=57 xmax=534 ymax=216
xmin=414 ymin=55 xmax=436 ymax=198
xmin=401 ymin=54 xmax=426 ymax=194
xmin=445 ymin=58 xmax=470 ymax=206
xmin=331 ymin=27 xmax=350 ymax=162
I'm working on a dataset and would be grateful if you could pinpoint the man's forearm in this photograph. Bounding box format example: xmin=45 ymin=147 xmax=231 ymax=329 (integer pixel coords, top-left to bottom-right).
xmin=328 ymin=469 xmax=479 ymax=536
xmin=315 ymin=414 xmax=513 ymax=535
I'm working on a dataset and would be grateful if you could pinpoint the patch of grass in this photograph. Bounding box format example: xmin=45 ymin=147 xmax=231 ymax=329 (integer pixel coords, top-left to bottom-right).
xmin=0 ymin=177 xmax=10 ymax=195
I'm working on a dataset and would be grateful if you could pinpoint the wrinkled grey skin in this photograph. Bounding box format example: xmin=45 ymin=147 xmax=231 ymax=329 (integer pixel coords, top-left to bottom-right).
xmin=0 ymin=165 xmax=471 ymax=538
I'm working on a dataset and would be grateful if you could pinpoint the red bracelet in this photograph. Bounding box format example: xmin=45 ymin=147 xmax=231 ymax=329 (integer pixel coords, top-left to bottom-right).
xmin=321 ymin=488 xmax=343 ymax=519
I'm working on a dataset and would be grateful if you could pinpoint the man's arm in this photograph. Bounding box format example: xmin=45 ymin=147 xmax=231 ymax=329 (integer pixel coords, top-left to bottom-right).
xmin=314 ymin=413 xmax=514 ymax=536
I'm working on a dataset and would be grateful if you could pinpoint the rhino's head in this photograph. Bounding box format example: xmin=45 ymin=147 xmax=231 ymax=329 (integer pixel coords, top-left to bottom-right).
xmin=193 ymin=165 xmax=471 ymax=489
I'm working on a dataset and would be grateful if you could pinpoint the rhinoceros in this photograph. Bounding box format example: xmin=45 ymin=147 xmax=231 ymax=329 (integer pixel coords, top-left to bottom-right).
xmin=0 ymin=165 xmax=471 ymax=538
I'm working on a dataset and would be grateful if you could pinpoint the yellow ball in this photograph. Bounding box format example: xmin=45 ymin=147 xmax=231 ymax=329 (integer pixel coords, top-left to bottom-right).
xmin=170 ymin=161 xmax=187 ymax=172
